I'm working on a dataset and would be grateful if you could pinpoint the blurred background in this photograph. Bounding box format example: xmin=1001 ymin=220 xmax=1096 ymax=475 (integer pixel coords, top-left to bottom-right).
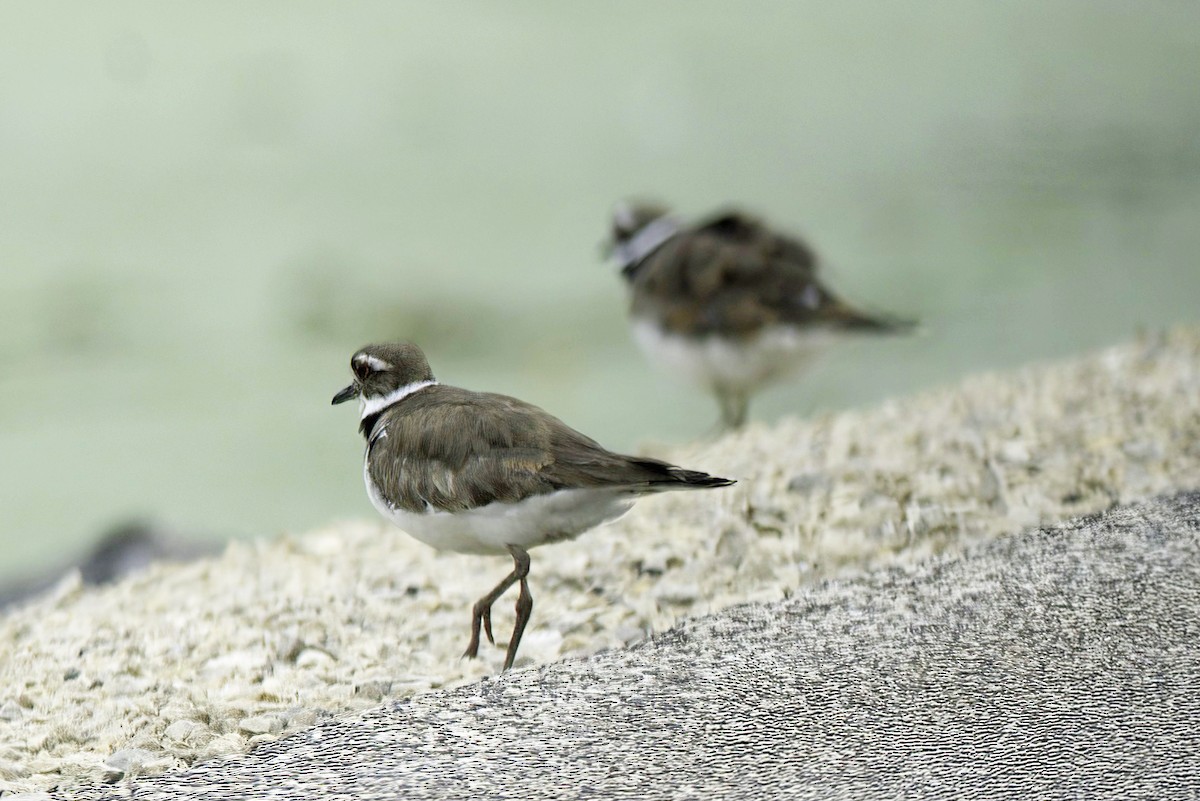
xmin=1 ymin=2 xmax=1198 ymax=585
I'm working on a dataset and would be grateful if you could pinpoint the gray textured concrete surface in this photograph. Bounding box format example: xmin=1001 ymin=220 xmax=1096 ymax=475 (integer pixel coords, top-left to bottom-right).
xmin=60 ymin=492 xmax=1200 ymax=801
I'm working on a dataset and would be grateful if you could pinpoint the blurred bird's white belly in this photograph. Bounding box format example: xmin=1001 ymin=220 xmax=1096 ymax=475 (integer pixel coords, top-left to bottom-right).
xmin=365 ymin=467 xmax=635 ymax=555
xmin=631 ymin=319 xmax=831 ymax=392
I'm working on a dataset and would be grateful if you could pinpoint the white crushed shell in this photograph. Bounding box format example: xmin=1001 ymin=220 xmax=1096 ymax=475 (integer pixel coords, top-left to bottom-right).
xmin=237 ymin=716 xmax=284 ymax=736
xmin=161 ymin=720 xmax=203 ymax=744
xmin=102 ymin=747 xmax=172 ymax=781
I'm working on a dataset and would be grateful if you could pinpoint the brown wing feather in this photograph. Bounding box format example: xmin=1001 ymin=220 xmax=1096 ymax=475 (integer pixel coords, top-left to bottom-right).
xmin=367 ymin=387 xmax=730 ymax=513
xmin=368 ymin=388 xmax=556 ymax=513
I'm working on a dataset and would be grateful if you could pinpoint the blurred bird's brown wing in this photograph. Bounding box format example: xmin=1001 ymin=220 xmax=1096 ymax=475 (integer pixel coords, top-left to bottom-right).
xmin=630 ymin=210 xmax=821 ymax=337
xmin=695 ymin=209 xmax=818 ymax=276
xmin=632 ymin=209 xmax=910 ymax=337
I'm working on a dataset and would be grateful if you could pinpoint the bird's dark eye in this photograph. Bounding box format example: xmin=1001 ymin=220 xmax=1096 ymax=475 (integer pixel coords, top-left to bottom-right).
xmin=352 ymin=359 xmax=370 ymax=379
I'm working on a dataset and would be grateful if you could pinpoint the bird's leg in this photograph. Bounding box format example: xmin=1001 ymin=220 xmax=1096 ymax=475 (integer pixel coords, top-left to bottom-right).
xmin=504 ymin=574 xmax=534 ymax=671
xmin=463 ymin=545 xmax=532 ymax=671
xmin=464 ymin=566 xmax=519 ymax=659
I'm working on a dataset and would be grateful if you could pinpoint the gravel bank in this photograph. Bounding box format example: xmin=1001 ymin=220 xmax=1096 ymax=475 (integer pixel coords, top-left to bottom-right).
xmin=2 ymin=327 xmax=1199 ymax=795
xmin=61 ymin=493 xmax=1200 ymax=801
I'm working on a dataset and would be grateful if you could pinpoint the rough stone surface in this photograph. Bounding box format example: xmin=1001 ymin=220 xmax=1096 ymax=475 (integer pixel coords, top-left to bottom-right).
xmin=59 ymin=493 xmax=1200 ymax=800
xmin=1 ymin=328 xmax=1200 ymax=794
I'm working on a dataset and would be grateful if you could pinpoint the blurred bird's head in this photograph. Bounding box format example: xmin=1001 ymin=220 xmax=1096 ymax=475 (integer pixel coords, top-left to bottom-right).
xmin=605 ymin=200 xmax=682 ymax=274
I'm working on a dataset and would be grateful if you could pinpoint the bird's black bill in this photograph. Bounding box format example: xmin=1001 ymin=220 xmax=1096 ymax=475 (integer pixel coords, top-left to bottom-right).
xmin=331 ymin=384 xmax=358 ymax=405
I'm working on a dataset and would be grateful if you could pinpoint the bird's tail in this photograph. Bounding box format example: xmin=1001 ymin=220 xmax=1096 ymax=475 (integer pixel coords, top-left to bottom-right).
xmin=631 ymin=458 xmax=736 ymax=491
xmin=825 ymin=299 xmax=919 ymax=335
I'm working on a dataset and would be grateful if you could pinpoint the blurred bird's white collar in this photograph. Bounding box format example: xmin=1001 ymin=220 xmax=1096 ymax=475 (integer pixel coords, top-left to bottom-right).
xmin=613 ymin=216 xmax=682 ymax=269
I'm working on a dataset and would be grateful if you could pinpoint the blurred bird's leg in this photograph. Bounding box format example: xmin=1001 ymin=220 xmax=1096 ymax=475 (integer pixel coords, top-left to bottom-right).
xmin=714 ymin=385 xmax=734 ymax=430
xmin=715 ymin=385 xmax=750 ymax=430
xmin=728 ymin=389 xmax=749 ymax=429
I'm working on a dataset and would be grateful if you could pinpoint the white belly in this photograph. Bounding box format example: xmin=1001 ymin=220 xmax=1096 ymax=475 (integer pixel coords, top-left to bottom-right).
xmin=365 ymin=463 xmax=636 ymax=555
xmin=631 ymin=319 xmax=832 ymax=392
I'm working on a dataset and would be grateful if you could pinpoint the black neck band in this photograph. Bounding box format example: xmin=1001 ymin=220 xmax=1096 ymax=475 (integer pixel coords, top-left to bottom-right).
xmin=360 ymin=411 xmax=383 ymax=440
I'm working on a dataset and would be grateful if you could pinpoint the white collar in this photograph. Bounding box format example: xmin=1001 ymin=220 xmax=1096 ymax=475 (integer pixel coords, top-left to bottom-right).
xmin=360 ymin=380 xmax=438 ymax=419
xmin=612 ymin=216 xmax=682 ymax=269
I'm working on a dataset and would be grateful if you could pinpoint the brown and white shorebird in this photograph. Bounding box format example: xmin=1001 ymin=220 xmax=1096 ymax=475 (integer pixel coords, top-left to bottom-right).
xmin=608 ymin=202 xmax=915 ymax=429
xmin=333 ymin=342 xmax=734 ymax=670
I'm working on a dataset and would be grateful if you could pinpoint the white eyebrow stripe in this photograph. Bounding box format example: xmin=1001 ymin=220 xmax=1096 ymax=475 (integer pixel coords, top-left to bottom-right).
xmin=360 ymin=380 xmax=438 ymax=418
xmin=354 ymin=354 xmax=392 ymax=372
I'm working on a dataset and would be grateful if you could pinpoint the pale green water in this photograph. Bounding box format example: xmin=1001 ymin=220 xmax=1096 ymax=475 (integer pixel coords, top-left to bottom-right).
xmin=2 ymin=2 xmax=1199 ymax=581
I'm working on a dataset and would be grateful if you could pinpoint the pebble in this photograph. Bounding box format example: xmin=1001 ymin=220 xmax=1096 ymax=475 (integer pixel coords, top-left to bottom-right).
xmin=295 ymin=648 xmax=336 ymax=670
xmin=238 ymin=715 xmax=283 ymax=735
xmin=654 ymin=582 xmax=701 ymax=605
xmin=353 ymin=680 xmax=392 ymax=701
xmin=162 ymin=720 xmax=204 ymax=743
xmin=103 ymin=747 xmax=156 ymax=780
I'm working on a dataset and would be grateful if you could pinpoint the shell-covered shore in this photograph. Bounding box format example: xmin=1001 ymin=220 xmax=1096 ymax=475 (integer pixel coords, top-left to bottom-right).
xmin=2 ymin=327 xmax=1199 ymax=795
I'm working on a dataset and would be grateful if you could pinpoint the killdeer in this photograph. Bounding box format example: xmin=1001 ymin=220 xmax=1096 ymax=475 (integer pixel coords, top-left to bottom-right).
xmin=608 ymin=202 xmax=915 ymax=429
xmin=333 ymin=342 xmax=734 ymax=670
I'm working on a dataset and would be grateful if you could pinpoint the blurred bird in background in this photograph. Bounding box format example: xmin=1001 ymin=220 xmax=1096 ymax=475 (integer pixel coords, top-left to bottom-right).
xmin=607 ymin=202 xmax=916 ymax=429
